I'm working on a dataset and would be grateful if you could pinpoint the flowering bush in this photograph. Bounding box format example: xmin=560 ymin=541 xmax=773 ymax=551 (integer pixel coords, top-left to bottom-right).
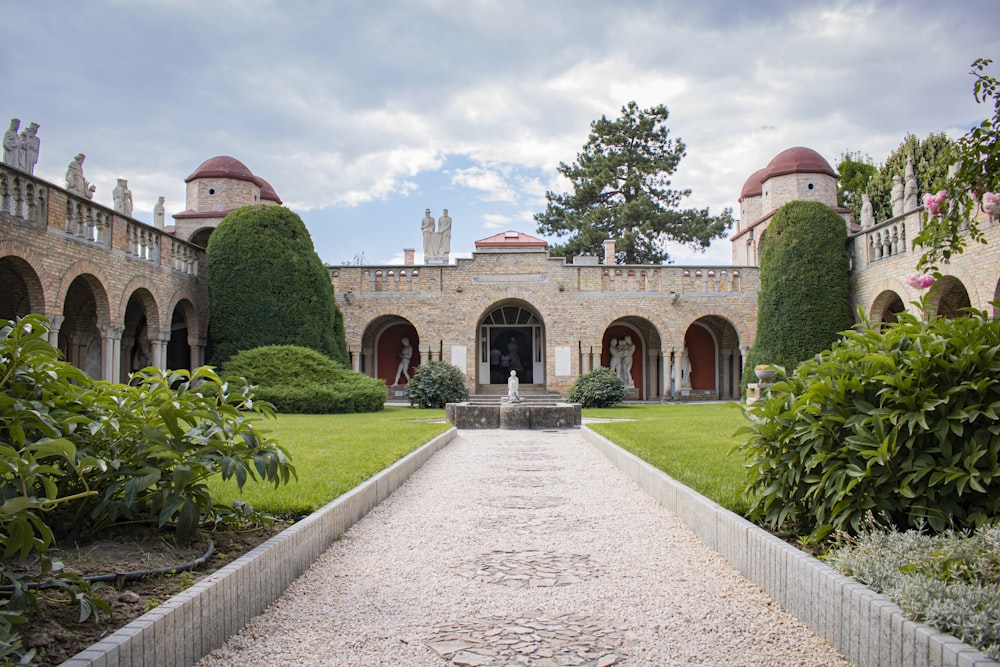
xmin=905 ymin=273 xmax=936 ymax=289
xmin=984 ymin=191 xmax=1000 ymax=217
xmin=922 ymin=190 xmax=947 ymax=215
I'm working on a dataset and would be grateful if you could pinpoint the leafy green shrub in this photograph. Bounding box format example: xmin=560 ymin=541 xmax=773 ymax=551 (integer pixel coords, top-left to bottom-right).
xmin=738 ymin=305 xmax=1000 ymax=545
xmin=826 ymin=527 xmax=1000 ymax=660
xmin=206 ymin=205 xmax=348 ymax=365
xmin=743 ymin=200 xmax=851 ymax=395
xmin=565 ymin=368 xmax=627 ymax=408
xmin=406 ymin=361 xmax=468 ymax=408
xmin=222 ymin=345 xmax=384 ymax=414
xmin=1 ymin=315 xmax=296 ymax=660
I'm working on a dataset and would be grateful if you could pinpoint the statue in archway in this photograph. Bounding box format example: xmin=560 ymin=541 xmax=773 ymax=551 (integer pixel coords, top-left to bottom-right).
xmin=618 ymin=335 xmax=635 ymax=387
xmin=607 ymin=338 xmax=621 ymax=377
xmin=506 ymin=336 xmax=522 ymax=371
xmin=393 ymin=337 xmax=413 ymax=385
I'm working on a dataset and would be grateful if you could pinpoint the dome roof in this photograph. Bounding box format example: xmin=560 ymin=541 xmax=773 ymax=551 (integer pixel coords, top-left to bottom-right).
xmin=739 ymin=168 xmax=767 ymax=201
xmin=254 ymin=176 xmax=282 ymax=204
xmin=762 ymin=147 xmax=837 ymax=180
xmin=185 ymin=156 xmax=256 ymax=183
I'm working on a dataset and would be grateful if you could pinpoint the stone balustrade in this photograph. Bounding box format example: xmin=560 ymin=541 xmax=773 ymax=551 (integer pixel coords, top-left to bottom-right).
xmin=0 ymin=162 xmax=203 ymax=276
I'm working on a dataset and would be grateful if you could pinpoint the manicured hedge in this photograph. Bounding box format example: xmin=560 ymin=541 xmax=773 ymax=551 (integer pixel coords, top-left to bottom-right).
xmin=206 ymin=205 xmax=348 ymax=365
xmin=744 ymin=200 xmax=851 ymax=392
xmin=223 ymin=345 xmax=384 ymax=414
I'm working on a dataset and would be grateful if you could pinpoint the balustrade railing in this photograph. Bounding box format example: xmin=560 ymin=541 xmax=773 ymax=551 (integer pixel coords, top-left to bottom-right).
xmin=1 ymin=162 xmax=202 ymax=276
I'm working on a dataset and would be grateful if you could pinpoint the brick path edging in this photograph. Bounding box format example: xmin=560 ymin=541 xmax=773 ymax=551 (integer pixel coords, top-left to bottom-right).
xmin=581 ymin=427 xmax=999 ymax=667
xmin=59 ymin=428 xmax=458 ymax=667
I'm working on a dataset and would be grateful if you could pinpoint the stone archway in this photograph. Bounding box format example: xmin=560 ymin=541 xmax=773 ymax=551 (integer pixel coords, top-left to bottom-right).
xmin=0 ymin=255 xmax=44 ymax=320
xmin=477 ymin=300 xmax=545 ymax=389
xmin=59 ymin=275 xmax=108 ymax=380
xmin=360 ymin=315 xmax=421 ymax=395
xmin=600 ymin=318 xmax=662 ymax=400
xmin=871 ymin=290 xmax=905 ymax=324
xmin=678 ymin=316 xmax=742 ymax=401
xmin=166 ymin=300 xmax=198 ymax=371
xmin=121 ymin=290 xmax=160 ymax=382
xmin=932 ymin=276 xmax=971 ymax=318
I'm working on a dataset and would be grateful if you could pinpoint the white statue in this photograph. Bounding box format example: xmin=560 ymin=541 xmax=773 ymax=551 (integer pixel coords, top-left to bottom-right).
xmin=860 ymin=193 xmax=874 ymax=228
xmin=618 ymin=335 xmax=635 ymax=387
xmin=506 ymin=370 xmax=521 ymax=402
xmin=66 ymin=154 xmax=95 ymax=199
xmin=607 ymin=338 xmax=621 ymax=377
xmin=891 ymin=174 xmax=904 ymax=217
xmin=113 ymin=178 xmax=133 ymax=217
xmin=421 ymin=209 xmax=435 ymax=257
xmin=2 ymin=118 xmax=20 ymax=168
xmin=19 ymin=122 xmax=39 ymax=175
xmin=153 ymin=196 xmax=165 ymax=229
xmin=436 ymin=209 xmax=452 ymax=256
xmin=393 ymin=337 xmax=413 ymax=385
xmin=903 ymin=156 xmax=918 ymax=213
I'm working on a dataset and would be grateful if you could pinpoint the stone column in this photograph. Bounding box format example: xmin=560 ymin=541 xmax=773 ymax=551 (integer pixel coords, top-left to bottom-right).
xmin=46 ymin=313 xmax=65 ymax=347
xmin=603 ymin=239 xmax=616 ymax=265
xmin=721 ymin=349 xmax=733 ymax=400
xmin=664 ymin=348 xmax=675 ymax=400
xmin=647 ymin=347 xmax=659 ymax=399
xmin=189 ymin=335 xmax=206 ymax=369
xmin=151 ymin=333 xmax=170 ymax=370
xmin=678 ymin=347 xmax=691 ymax=390
xmin=101 ymin=324 xmax=124 ymax=383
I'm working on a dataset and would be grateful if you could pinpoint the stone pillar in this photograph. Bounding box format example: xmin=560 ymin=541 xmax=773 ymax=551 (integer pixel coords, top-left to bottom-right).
xmin=603 ymin=239 xmax=616 ymax=265
xmin=151 ymin=333 xmax=170 ymax=370
xmin=721 ymin=349 xmax=733 ymax=400
xmin=679 ymin=347 xmax=691 ymax=390
xmin=189 ymin=336 xmax=206 ymax=369
xmin=46 ymin=313 xmax=65 ymax=347
xmin=665 ymin=348 xmax=675 ymax=400
xmin=647 ymin=348 xmax=659 ymax=399
xmin=403 ymin=248 xmax=415 ymax=266
xmin=101 ymin=324 xmax=124 ymax=383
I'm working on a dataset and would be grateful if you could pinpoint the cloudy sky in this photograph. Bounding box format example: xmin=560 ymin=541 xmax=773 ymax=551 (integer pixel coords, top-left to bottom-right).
xmin=3 ymin=1 xmax=997 ymax=265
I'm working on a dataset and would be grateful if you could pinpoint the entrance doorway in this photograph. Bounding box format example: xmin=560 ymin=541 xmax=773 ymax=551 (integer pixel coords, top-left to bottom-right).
xmin=478 ymin=303 xmax=544 ymax=386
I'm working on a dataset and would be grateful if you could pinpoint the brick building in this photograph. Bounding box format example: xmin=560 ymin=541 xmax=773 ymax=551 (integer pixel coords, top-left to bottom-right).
xmin=2 ymin=147 xmax=997 ymax=399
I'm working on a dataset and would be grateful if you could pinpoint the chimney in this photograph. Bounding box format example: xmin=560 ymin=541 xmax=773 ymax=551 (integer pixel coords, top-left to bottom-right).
xmin=603 ymin=239 xmax=616 ymax=265
xmin=404 ymin=248 xmax=415 ymax=266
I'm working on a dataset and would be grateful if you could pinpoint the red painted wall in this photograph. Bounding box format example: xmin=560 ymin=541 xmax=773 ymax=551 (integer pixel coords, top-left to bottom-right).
xmin=685 ymin=326 xmax=716 ymax=392
xmin=377 ymin=323 xmax=419 ymax=386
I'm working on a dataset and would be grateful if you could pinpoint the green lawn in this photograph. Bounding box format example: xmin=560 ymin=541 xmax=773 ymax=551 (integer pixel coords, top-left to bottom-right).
xmin=584 ymin=402 xmax=752 ymax=515
xmin=208 ymin=406 xmax=449 ymax=516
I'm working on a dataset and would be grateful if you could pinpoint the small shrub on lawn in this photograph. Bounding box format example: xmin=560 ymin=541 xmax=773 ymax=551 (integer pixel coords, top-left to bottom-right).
xmin=406 ymin=361 xmax=468 ymax=408
xmin=566 ymin=368 xmax=627 ymax=408
xmin=737 ymin=305 xmax=1000 ymax=545
xmin=222 ymin=345 xmax=385 ymax=413
xmin=826 ymin=526 xmax=1000 ymax=660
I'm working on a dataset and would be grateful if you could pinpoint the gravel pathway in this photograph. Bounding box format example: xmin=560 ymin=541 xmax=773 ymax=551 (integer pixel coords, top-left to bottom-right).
xmin=198 ymin=429 xmax=849 ymax=666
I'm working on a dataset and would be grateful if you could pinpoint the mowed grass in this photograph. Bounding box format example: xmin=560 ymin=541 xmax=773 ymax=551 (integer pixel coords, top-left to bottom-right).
xmin=208 ymin=406 xmax=449 ymax=516
xmin=584 ymin=402 xmax=752 ymax=515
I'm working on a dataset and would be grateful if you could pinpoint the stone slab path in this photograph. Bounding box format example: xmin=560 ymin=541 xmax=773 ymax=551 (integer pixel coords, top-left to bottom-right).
xmin=198 ymin=429 xmax=849 ymax=666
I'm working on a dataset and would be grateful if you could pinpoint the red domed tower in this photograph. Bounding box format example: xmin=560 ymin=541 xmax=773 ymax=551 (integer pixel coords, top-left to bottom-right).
xmin=731 ymin=147 xmax=848 ymax=265
xmin=172 ymin=156 xmax=282 ymax=246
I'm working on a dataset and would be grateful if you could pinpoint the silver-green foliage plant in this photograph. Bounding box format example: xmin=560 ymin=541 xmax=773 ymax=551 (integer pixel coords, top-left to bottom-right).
xmin=405 ymin=360 xmax=469 ymax=408
xmin=737 ymin=304 xmax=1000 ymax=545
xmin=826 ymin=526 xmax=1000 ymax=659
xmin=565 ymin=368 xmax=627 ymax=408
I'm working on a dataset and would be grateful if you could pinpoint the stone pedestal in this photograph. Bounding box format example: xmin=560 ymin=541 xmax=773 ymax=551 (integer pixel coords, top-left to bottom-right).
xmin=530 ymin=404 xmax=582 ymax=429
xmin=499 ymin=403 xmax=530 ymax=429
xmin=446 ymin=402 xmax=500 ymax=429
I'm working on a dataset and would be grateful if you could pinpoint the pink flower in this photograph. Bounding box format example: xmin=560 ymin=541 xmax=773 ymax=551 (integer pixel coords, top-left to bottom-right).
xmin=983 ymin=192 xmax=1000 ymax=216
xmin=922 ymin=190 xmax=947 ymax=216
xmin=906 ymin=273 xmax=935 ymax=290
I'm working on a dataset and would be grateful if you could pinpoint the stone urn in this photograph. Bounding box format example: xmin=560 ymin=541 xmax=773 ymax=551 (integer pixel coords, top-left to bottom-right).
xmin=754 ymin=366 xmax=777 ymax=383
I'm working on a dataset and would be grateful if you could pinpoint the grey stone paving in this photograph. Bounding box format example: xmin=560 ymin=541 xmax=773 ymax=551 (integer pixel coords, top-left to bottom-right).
xmin=198 ymin=429 xmax=848 ymax=666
